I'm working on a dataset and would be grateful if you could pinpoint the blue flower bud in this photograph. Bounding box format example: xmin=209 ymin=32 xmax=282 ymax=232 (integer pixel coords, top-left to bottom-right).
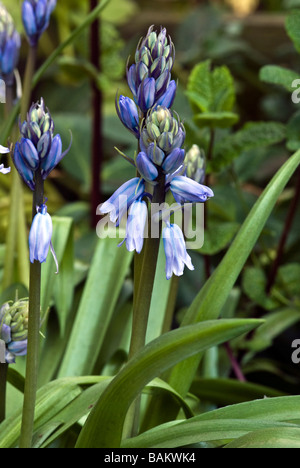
xmin=20 ymin=137 xmax=40 ymax=170
xmin=170 ymin=175 xmax=214 ymax=204
xmin=13 ymin=142 xmax=35 ymax=190
xmin=147 ymin=142 xmax=165 ymax=165
xmin=163 ymin=223 xmax=194 ymax=280
xmin=137 ymin=77 xmax=155 ymax=113
xmin=29 ymin=203 xmax=53 ymax=264
xmin=136 ymin=151 xmax=158 ymax=181
xmin=22 ymin=0 xmax=56 ymax=47
xmin=0 ymin=6 xmax=20 ymax=84
xmin=37 ymin=130 xmax=52 ymax=159
xmin=116 ymin=95 xmax=140 ymax=137
xmin=41 ymin=133 xmax=71 ymax=180
xmin=162 ymin=148 xmax=185 ymax=174
xmin=156 ymin=80 xmax=176 ymax=108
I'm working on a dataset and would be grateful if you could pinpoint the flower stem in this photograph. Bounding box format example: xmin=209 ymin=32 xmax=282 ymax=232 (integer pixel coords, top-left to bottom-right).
xmin=19 ymin=171 xmax=44 ymax=449
xmin=124 ymin=174 xmax=165 ymax=438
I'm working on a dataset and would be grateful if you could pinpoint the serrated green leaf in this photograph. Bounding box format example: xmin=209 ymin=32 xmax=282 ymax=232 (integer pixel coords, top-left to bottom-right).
xmin=186 ymin=60 xmax=237 ymax=129
xmin=212 ymin=121 xmax=286 ymax=172
xmin=242 ymin=267 xmax=279 ymax=311
xmin=200 ymin=221 xmax=240 ymax=255
xmin=286 ymin=10 xmax=300 ymax=52
xmin=193 ymin=111 xmax=239 ymax=128
xmin=260 ymin=65 xmax=300 ymax=92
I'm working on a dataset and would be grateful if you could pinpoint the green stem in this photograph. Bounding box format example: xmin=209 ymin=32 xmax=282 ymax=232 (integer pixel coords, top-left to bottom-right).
xmin=19 ymin=171 xmax=44 ymax=449
xmin=129 ymin=175 xmax=166 ymax=358
xmin=124 ymin=174 xmax=166 ymax=438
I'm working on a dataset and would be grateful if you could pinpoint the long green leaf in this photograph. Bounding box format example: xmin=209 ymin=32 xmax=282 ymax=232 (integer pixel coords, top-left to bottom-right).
xmin=225 ymin=427 xmax=300 ymax=448
xmin=122 ymin=419 xmax=297 ymax=449
xmin=75 ymin=318 xmax=263 ymax=448
xmin=58 ymin=237 xmax=133 ymax=377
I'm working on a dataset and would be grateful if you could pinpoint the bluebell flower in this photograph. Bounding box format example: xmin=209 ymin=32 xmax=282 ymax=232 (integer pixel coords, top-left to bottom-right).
xmin=116 ymin=95 xmax=140 ymax=137
xmin=13 ymin=141 xmax=35 ymax=190
xmin=100 ymin=177 xmax=145 ymax=226
xmin=22 ymin=0 xmax=56 ymax=47
xmin=123 ymin=198 xmax=148 ymax=253
xmin=163 ymin=223 xmax=194 ymax=280
xmin=0 ymin=5 xmax=21 ymax=84
xmin=169 ymin=175 xmax=214 ymax=204
xmin=29 ymin=203 xmax=52 ymax=264
xmin=0 ymin=300 xmax=28 ymax=364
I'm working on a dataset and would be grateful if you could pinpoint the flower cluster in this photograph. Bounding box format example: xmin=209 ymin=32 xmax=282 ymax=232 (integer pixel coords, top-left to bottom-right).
xmin=14 ymin=98 xmax=70 ymax=190
xmin=22 ymin=0 xmax=56 ymax=47
xmin=100 ymin=26 xmax=214 ymax=279
xmin=14 ymin=98 xmax=69 ymax=267
xmin=0 ymin=300 xmax=28 ymax=364
xmin=0 ymin=4 xmax=21 ymax=85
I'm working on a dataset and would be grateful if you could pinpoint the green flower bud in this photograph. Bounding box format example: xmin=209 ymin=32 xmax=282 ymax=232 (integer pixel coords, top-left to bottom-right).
xmin=184 ymin=145 xmax=206 ymax=183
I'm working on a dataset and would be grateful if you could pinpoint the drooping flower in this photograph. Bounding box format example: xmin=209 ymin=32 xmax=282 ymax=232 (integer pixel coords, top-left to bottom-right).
xmin=99 ymin=177 xmax=145 ymax=226
xmin=123 ymin=198 xmax=148 ymax=253
xmin=29 ymin=203 xmax=52 ymax=264
xmin=13 ymin=98 xmax=71 ymax=189
xmin=0 ymin=300 xmax=28 ymax=364
xmin=127 ymin=25 xmax=175 ymax=113
xmin=0 ymin=4 xmax=21 ymax=84
xmin=169 ymin=176 xmax=214 ymax=204
xmin=163 ymin=222 xmax=194 ymax=280
xmin=22 ymin=0 xmax=57 ymax=47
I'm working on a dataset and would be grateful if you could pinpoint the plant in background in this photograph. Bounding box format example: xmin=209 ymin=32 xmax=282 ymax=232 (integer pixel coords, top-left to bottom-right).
xmin=0 ymin=4 xmax=20 ymax=86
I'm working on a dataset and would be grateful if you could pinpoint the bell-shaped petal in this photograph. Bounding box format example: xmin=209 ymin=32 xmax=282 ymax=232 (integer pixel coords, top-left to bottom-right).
xmin=37 ymin=130 xmax=52 ymax=159
xmin=29 ymin=204 xmax=53 ymax=264
xmin=137 ymin=77 xmax=155 ymax=113
xmin=0 ymin=164 xmax=11 ymax=175
xmin=22 ymin=1 xmax=37 ymax=37
xmin=163 ymin=223 xmax=194 ymax=280
xmin=0 ymin=145 xmax=10 ymax=154
xmin=124 ymin=199 xmax=148 ymax=253
xmin=162 ymin=148 xmax=185 ymax=174
xmin=20 ymin=138 xmax=40 ymax=170
xmin=136 ymin=151 xmax=158 ymax=181
xmin=116 ymin=95 xmax=140 ymax=137
xmin=7 ymin=339 xmax=28 ymax=356
xmin=40 ymin=134 xmax=62 ymax=179
xmin=99 ymin=177 xmax=145 ymax=226
xmin=156 ymin=80 xmax=176 ymax=108
xmin=13 ymin=142 xmax=35 ymax=190
xmin=147 ymin=142 xmax=165 ymax=166
xmin=170 ymin=176 xmax=214 ymax=204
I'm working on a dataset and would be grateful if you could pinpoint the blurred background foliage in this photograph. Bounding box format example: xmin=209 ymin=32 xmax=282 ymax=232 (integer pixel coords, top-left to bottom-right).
xmin=2 ymin=0 xmax=300 ymax=416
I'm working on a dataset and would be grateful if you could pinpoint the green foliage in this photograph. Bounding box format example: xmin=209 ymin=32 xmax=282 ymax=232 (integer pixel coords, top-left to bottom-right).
xmin=186 ymin=60 xmax=239 ymax=128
